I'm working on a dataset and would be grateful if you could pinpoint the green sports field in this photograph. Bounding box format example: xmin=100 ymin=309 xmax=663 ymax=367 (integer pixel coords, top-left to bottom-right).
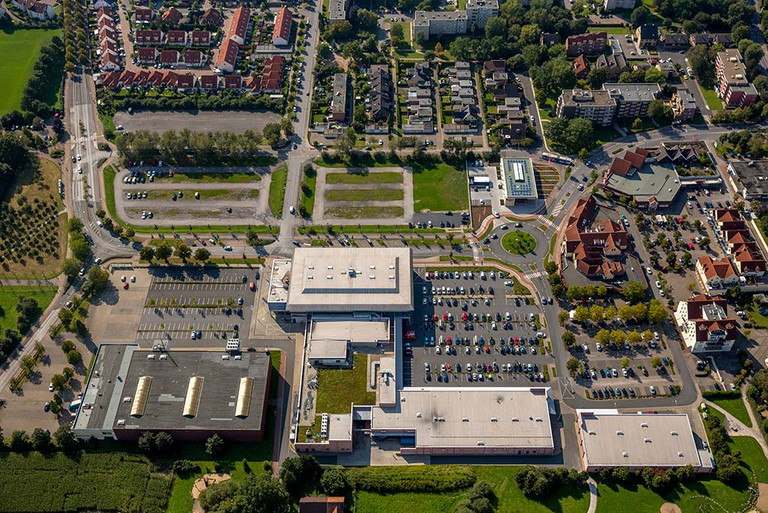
xmin=0 ymin=28 xmax=60 ymax=115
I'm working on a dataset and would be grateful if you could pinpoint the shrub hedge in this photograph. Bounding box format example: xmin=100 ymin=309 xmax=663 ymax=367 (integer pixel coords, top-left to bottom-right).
xmin=346 ymin=465 xmax=476 ymax=493
xmin=702 ymin=390 xmax=741 ymax=400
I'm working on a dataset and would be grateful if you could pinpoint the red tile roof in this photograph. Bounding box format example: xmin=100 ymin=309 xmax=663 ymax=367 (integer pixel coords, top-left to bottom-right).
xmin=224 ymin=74 xmax=242 ymax=89
xmin=184 ymin=50 xmax=202 ymax=65
xmin=167 ymin=30 xmax=187 ymax=44
xmin=216 ymin=38 xmax=239 ymax=67
xmin=134 ymin=7 xmax=152 ymax=21
xmin=135 ymin=29 xmax=162 ymax=44
xmin=137 ymin=47 xmax=157 ymax=63
xmin=200 ymin=7 xmax=222 ymax=26
xmin=272 ymin=7 xmax=292 ymax=44
xmin=228 ymin=5 xmax=250 ymax=42
xmin=191 ymin=30 xmax=211 ymax=45
xmin=161 ymin=7 xmax=182 ymax=24
xmin=200 ymin=74 xmax=219 ymax=89
xmin=160 ymin=49 xmax=179 ymax=64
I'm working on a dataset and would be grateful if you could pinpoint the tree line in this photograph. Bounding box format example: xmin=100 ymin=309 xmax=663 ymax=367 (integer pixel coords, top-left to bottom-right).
xmin=0 ymin=133 xmax=32 ymax=199
xmin=21 ymin=36 xmax=65 ymax=118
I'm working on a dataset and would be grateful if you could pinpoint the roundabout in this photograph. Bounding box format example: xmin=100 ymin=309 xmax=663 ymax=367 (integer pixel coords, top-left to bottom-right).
xmin=501 ymin=230 xmax=537 ymax=256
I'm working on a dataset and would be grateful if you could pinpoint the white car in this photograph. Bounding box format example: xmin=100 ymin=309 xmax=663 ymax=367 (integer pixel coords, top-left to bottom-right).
xmin=646 ymin=267 xmax=652 ymax=274
xmin=655 ymin=280 xmax=661 ymax=288
xmin=650 ymin=385 xmax=656 ymax=395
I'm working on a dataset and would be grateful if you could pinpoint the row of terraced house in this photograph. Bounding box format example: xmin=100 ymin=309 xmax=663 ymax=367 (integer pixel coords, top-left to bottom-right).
xmin=99 ymin=54 xmax=286 ymax=93
xmin=97 ymin=7 xmax=123 ymax=72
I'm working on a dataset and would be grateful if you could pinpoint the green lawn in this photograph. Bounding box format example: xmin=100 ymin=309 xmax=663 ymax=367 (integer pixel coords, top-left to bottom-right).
xmin=501 ymin=230 xmax=537 ymax=255
xmin=747 ymin=302 xmax=768 ymax=328
xmin=412 ymin=162 xmax=468 ymax=212
xmin=0 ymin=28 xmax=61 ymax=115
xmin=300 ymin=167 xmax=317 ymax=218
xmin=701 ymin=87 xmax=723 ymax=111
xmin=326 ymin=172 xmax=403 ymax=185
xmin=268 ymin=166 xmax=287 ymax=218
xmin=163 ymin=171 xmax=263 ymax=184
xmin=357 ymin=466 xmax=589 ymax=513
xmin=729 ymin=436 xmax=768 ymax=482
xmin=588 ymin=26 xmax=632 ymax=34
xmin=392 ymin=21 xmax=412 ymax=45
xmin=166 ymin=351 xmax=281 ymax=513
xmin=324 ymin=206 xmax=405 ymax=219
xmin=315 ymin=353 xmax=375 ymax=414
xmin=594 ymin=126 xmax=623 ymax=145
xmin=0 ymin=286 xmax=57 ymax=335
xmin=325 ymin=189 xmax=404 ymax=202
xmin=709 ymin=394 xmax=753 ymax=428
xmin=104 ymin=166 xmax=119 ymax=222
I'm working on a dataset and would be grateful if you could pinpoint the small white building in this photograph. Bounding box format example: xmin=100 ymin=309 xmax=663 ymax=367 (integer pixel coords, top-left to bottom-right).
xmin=674 ymin=294 xmax=738 ymax=353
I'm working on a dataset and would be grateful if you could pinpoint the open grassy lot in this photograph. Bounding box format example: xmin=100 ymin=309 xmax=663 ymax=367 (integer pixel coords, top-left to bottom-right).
xmin=326 ymin=172 xmax=403 ymax=185
xmin=588 ymin=26 xmax=631 ymax=34
xmin=708 ymin=394 xmax=753 ymax=427
xmin=729 ymin=436 xmax=768 ymax=482
xmin=501 ymin=231 xmax=537 ymax=255
xmin=268 ymin=166 xmax=287 ymax=218
xmin=357 ymin=466 xmax=589 ymax=513
xmin=325 ymin=189 xmax=404 ymax=202
xmin=747 ymin=302 xmax=768 ymax=328
xmin=1 ymin=158 xmax=67 ymax=278
xmin=300 ymin=166 xmax=317 ymax=218
xmin=315 ymin=353 xmax=375 ymax=414
xmin=701 ymin=87 xmax=723 ymax=111
xmin=0 ymin=286 xmax=57 ymax=334
xmin=0 ymin=28 xmax=61 ymax=115
xmin=146 ymin=189 xmax=259 ymax=201
xmin=166 ymin=351 xmax=280 ymax=513
xmin=0 ymin=451 xmax=171 ymax=513
xmin=412 ymin=162 xmax=468 ymax=212
xmin=325 ymin=206 xmax=405 ymax=219
xmin=161 ymin=171 xmax=264 ymax=184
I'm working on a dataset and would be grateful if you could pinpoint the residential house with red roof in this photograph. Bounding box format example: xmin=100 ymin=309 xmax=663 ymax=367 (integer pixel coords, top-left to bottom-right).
xmin=137 ymin=47 xmax=157 ymax=64
xmin=573 ymin=54 xmax=590 ymax=79
xmin=161 ymin=7 xmax=182 ymax=24
xmin=183 ymin=50 xmax=203 ymax=67
xmin=227 ymin=5 xmax=251 ymax=45
xmin=224 ymin=75 xmax=243 ymax=90
xmin=200 ymin=7 xmax=222 ymax=27
xmin=199 ymin=74 xmax=219 ymax=90
xmin=134 ymin=7 xmax=153 ymax=23
xmin=674 ymin=294 xmax=738 ymax=352
xmin=101 ymin=52 xmax=122 ymax=72
xmin=253 ymin=55 xmax=285 ymax=94
xmin=299 ymin=497 xmax=345 ymax=513
xmin=135 ymin=29 xmax=162 ymax=45
xmin=696 ymin=256 xmax=739 ymax=292
xmin=272 ymin=7 xmax=292 ymax=46
xmin=160 ymin=49 xmax=180 ymax=65
xmin=215 ymin=38 xmax=239 ymax=73
xmin=563 ymin=195 xmax=629 ymax=280
xmin=167 ymin=30 xmax=187 ymax=45
xmin=190 ymin=30 xmax=211 ymax=46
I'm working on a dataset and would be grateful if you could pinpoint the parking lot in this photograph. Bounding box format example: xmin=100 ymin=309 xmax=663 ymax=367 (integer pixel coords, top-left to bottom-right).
xmin=136 ymin=268 xmax=260 ymax=345
xmin=405 ymin=268 xmax=553 ymax=387
xmin=569 ymin=336 xmax=683 ymax=400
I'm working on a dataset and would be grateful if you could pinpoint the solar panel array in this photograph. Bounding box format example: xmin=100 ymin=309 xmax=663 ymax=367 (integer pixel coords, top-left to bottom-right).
xmin=505 ymin=159 xmax=535 ymax=198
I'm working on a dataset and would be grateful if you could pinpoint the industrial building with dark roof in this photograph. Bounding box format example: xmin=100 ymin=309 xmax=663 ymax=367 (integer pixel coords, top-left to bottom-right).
xmin=73 ymin=345 xmax=272 ymax=442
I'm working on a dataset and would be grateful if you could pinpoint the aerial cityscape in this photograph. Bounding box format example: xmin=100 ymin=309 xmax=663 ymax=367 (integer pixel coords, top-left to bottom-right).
xmin=3 ymin=0 xmax=768 ymax=511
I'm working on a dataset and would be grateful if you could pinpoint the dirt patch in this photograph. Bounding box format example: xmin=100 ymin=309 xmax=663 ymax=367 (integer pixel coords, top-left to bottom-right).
xmin=756 ymin=483 xmax=768 ymax=513
xmin=192 ymin=473 xmax=231 ymax=499
xmin=660 ymin=503 xmax=681 ymax=513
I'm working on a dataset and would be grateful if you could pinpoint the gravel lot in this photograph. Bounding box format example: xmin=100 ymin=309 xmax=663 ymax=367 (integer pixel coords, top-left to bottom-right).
xmin=113 ymin=110 xmax=283 ymax=134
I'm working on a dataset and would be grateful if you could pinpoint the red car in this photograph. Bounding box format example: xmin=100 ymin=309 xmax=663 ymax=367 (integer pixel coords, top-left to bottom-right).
xmin=123 ymin=282 xmax=129 ymax=289
xmin=443 ymin=313 xmax=448 ymax=321
xmin=249 ymin=282 xmax=256 ymax=291
xmin=433 ymin=314 xmax=438 ymax=321
xmin=484 ymin=346 xmax=490 ymax=354
xmin=446 ymin=363 xmax=452 ymax=372
xmin=462 ymin=312 xmax=468 ymax=321
xmin=446 ymin=337 xmax=452 ymax=345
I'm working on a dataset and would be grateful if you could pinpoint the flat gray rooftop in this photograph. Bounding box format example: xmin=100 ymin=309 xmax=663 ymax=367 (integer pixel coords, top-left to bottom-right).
xmin=578 ymin=411 xmax=702 ymax=468
xmin=605 ymin=162 xmax=681 ymax=203
xmin=77 ymin=346 xmax=270 ymax=433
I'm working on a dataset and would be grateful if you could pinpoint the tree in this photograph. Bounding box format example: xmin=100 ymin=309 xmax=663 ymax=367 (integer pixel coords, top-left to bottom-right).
xmin=627 ymin=331 xmax=642 ymax=345
xmin=30 ymin=428 xmax=51 ymax=451
xmin=648 ymin=99 xmax=673 ymax=124
xmin=566 ymin=357 xmax=581 ymax=376
xmin=589 ymin=305 xmax=604 ymax=324
xmin=263 ymin=122 xmax=282 ymax=147
xmin=621 ymin=357 xmax=630 ymax=369
xmin=605 ymin=305 xmax=617 ymax=321
xmin=651 ymin=356 xmax=662 ymax=368
xmin=648 ymin=300 xmax=668 ymax=324
xmin=596 ymin=329 xmax=611 ymax=346
xmin=61 ymin=258 xmax=81 ymax=279
xmin=138 ymin=431 xmax=156 ymax=453
xmin=632 ymin=118 xmax=643 ymax=130
xmin=61 ymin=340 xmax=76 ymax=353
xmin=53 ymin=425 xmax=78 ymax=450
xmin=562 ymin=331 xmax=576 ymax=347
xmin=175 ymin=242 xmax=192 ymax=262
xmin=611 ymin=330 xmax=626 ymax=345
xmin=154 ymin=431 xmax=174 ymax=452
xmin=622 ymin=281 xmax=646 ymax=303
xmin=139 ymin=246 xmax=155 ymax=262
xmin=631 ymin=6 xmax=650 ymax=26
xmin=195 ymin=248 xmax=211 ymax=262
xmin=391 ymin=23 xmax=404 ymax=40
xmin=51 ymin=373 xmax=68 ymax=390
xmin=58 ymin=308 xmax=74 ymax=328
xmin=155 ymin=241 xmax=173 ymax=261
xmin=9 ymin=430 xmax=29 ymax=452
xmin=574 ymin=305 xmax=590 ymax=323
xmin=558 ymin=310 xmax=569 ymax=326
xmin=66 ymin=349 xmax=82 ymax=364
xmin=205 ymin=433 xmax=225 ymax=456
xmin=87 ymin=265 xmax=110 ymax=293
xmin=485 ymin=17 xmax=506 ymax=38
xmin=321 ymin=467 xmax=349 ymax=495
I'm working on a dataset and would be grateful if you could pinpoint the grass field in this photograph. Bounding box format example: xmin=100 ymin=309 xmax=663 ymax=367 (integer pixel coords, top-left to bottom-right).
xmin=0 ymin=28 xmax=61 ymax=115
xmin=146 ymin=189 xmax=259 ymax=201
xmin=1 ymin=158 xmax=67 ymax=278
xmin=747 ymin=302 xmax=768 ymax=328
xmin=315 ymin=353 xmax=375 ymax=414
xmin=709 ymin=394 xmax=753 ymax=427
xmin=412 ymin=162 xmax=468 ymax=212
xmin=588 ymin=26 xmax=631 ymax=34
xmin=161 ymin=171 xmax=263 ymax=184
xmin=325 ymin=189 xmax=404 ymax=202
xmin=357 ymin=466 xmax=589 ymax=513
xmin=701 ymin=87 xmax=723 ymax=111
xmin=501 ymin=231 xmax=537 ymax=255
xmin=325 ymin=206 xmax=405 ymax=219
xmin=268 ymin=166 xmax=287 ymax=218
xmin=326 ymin=172 xmax=403 ymax=185
xmin=300 ymin=167 xmax=317 ymax=218
xmin=165 ymin=351 xmax=280 ymax=513
xmin=0 ymin=450 xmax=171 ymax=513
xmin=0 ymin=286 xmax=57 ymax=334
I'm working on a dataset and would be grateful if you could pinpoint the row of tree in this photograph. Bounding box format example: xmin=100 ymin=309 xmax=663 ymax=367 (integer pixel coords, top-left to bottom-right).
xmin=0 ymin=425 xmax=79 ymax=452
xmin=139 ymin=240 xmax=209 ymax=263
xmin=21 ymin=36 xmax=64 ymax=118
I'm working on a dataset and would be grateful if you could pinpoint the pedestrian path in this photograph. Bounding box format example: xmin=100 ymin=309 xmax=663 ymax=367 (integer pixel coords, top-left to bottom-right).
xmin=524 ymin=269 xmax=545 ymax=279
xmin=537 ymin=215 xmax=555 ymax=229
xmin=550 ymin=202 xmax=565 ymax=218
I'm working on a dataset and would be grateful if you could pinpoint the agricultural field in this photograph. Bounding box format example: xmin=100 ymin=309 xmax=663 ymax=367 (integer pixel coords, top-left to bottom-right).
xmin=0 ymin=451 xmax=171 ymax=513
xmin=0 ymin=28 xmax=61 ymax=115
xmin=0 ymin=158 xmax=67 ymax=278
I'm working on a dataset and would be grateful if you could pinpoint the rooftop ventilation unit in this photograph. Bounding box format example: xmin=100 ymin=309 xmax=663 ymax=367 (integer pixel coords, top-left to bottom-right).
xmin=462 ymin=417 xmax=469 ymax=422
xmin=616 ymin=431 xmax=624 ymax=435
xmin=644 ymin=438 xmax=652 ymax=443
xmin=622 ymin=452 xmax=628 ymax=457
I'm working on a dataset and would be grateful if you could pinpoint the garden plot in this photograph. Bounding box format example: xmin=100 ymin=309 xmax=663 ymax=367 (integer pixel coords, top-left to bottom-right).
xmin=534 ymin=165 xmax=559 ymax=198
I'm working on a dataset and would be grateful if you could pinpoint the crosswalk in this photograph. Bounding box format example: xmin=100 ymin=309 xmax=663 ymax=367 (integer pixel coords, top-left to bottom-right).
xmin=524 ymin=269 xmax=545 ymax=279
xmin=550 ymin=202 xmax=565 ymax=218
xmin=537 ymin=215 xmax=555 ymax=229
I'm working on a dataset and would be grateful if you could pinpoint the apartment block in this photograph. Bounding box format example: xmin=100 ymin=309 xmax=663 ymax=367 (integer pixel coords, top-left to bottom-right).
xmin=603 ymin=82 xmax=661 ymax=118
xmin=556 ymin=89 xmax=616 ymax=126
xmin=715 ymin=49 xmax=759 ymax=108
xmin=565 ymin=32 xmax=607 ymax=57
xmin=413 ymin=0 xmax=497 ymax=40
